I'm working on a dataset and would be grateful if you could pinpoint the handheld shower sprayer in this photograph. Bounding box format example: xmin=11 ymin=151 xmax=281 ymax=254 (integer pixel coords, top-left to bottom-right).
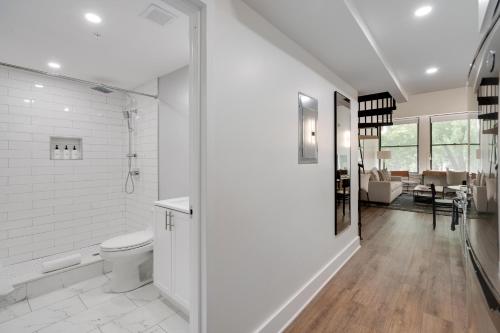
xmin=123 ymin=107 xmax=139 ymax=194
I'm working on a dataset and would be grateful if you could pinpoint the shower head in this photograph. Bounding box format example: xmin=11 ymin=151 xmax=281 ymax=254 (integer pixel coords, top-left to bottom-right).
xmin=122 ymin=109 xmax=138 ymax=118
xmin=91 ymin=85 xmax=114 ymax=94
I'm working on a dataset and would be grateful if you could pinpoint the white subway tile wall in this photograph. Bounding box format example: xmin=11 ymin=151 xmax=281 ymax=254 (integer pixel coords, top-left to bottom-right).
xmin=0 ymin=66 xmax=158 ymax=267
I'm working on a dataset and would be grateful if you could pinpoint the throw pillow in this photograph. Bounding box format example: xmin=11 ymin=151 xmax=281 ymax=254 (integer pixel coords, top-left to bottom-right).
xmin=381 ymin=170 xmax=391 ymax=181
xmin=360 ymin=173 xmax=370 ymax=192
xmin=447 ymin=171 xmax=468 ymax=186
xmin=370 ymin=168 xmax=380 ymax=181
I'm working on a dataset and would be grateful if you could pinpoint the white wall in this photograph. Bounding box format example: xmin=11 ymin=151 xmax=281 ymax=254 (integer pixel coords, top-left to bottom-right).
xmin=125 ymin=80 xmax=159 ymax=232
xmin=0 ymin=66 xmax=126 ymax=266
xmin=204 ymin=1 xmax=359 ymax=332
xmin=396 ymin=87 xmax=471 ymax=118
xmin=159 ymin=66 xmax=190 ymax=200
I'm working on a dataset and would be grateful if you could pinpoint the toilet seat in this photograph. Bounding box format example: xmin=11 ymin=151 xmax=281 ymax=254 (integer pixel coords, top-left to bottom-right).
xmin=101 ymin=230 xmax=153 ymax=252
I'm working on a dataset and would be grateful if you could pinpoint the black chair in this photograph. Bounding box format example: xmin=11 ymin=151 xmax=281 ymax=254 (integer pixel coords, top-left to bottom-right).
xmin=431 ymin=183 xmax=453 ymax=230
xmin=336 ymin=178 xmax=350 ymax=216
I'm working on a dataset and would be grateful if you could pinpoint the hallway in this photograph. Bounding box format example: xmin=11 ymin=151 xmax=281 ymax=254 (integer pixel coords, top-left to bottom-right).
xmin=286 ymin=208 xmax=466 ymax=332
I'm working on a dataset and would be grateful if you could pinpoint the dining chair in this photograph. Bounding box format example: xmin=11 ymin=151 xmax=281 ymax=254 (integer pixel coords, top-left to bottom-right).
xmin=431 ymin=183 xmax=454 ymax=230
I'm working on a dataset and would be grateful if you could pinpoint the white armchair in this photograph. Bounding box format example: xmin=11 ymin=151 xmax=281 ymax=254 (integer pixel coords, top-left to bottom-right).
xmin=472 ymin=186 xmax=493 ymax=213
xmin=472 ymin=175 xmax=497 ymax=213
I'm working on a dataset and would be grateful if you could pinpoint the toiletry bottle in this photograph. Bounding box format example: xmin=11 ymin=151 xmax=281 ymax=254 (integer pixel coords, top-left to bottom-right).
xmin=53 ymin=145 xmax=61 ymax=160
xmin=63 ymin=145 xmax=70 ymax=160
xmin=71 ymin=145 xmax=80 ymax=160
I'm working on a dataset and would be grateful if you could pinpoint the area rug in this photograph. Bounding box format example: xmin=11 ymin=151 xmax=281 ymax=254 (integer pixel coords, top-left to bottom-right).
xmin=364 ymin=193 xmax=482 ymax=219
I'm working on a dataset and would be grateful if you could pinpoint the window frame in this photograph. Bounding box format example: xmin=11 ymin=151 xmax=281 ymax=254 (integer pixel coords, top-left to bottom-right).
xmin=379 ymin=118 xmax=420 ymax=173
xmin=430 ymin=115 xmax=479 ymax=171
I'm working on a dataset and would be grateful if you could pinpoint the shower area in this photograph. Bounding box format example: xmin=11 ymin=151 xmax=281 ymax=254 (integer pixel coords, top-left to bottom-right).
xmin=0 ymin=5 xmax=193 ymax=324
xmin=0 ymin=65 xmax=160 ymax=299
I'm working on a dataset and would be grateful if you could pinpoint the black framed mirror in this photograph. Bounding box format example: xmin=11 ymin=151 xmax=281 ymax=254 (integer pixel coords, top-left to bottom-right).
xmin=334 ymin=92 xmax=351 ymax=235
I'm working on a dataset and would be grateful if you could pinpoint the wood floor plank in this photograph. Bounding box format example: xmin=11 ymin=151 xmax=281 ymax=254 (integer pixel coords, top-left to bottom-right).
xmin=285 ymin=208 xmax=466 ymax=333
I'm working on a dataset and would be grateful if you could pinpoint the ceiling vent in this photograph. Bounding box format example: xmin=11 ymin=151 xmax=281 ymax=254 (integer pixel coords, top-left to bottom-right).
xmin=140 ymin=4 xmax=176 ymax=27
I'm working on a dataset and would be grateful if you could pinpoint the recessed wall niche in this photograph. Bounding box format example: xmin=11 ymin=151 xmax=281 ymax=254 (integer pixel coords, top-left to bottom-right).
xmin=50 ymin=137 xmax=83 ymax=160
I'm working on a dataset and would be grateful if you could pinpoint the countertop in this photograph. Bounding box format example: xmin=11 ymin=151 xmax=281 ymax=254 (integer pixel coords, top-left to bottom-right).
xmin=155 ymin=197 xmax=190 ymax=214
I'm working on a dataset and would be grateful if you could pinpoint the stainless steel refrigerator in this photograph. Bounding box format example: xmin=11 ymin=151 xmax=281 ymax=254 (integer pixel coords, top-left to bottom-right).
xmin=466 ymin=5 xmax=500 ymax=331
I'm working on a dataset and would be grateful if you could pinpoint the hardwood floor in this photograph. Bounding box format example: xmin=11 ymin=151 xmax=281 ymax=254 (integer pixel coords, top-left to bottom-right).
xmin=285 ymin=207 xmax=466 ymax=333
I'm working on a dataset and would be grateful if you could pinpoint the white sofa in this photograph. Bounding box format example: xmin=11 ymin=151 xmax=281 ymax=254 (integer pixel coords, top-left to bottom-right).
xmin=360 ymin=170 xmax=403 ymax=204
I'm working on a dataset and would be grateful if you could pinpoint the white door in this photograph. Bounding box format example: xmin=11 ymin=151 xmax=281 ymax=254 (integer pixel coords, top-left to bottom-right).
xmin=153 ymin=206 xmax=172 ymax=295
xmin=171 ymin=210 xmax=191 ymax=310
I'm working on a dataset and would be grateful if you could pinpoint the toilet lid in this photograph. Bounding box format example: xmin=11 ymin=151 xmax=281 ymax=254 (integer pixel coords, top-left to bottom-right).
xmin=101 ymin=230 xmax=153 ymax=251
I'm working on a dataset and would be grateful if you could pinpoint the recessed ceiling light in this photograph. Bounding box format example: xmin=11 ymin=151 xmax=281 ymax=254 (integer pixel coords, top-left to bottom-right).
xmin=34 ymin=83 xmax=44 ymax=88
xmin=85 ymin=12 xmax=102 ymax=24
xmin=48 ymin=62 xmax=61 ymax=69
xmin=426 ymin=67 xmax=439 ymax=74
xmin=64 ymin=107 xmax=70 ymax=112
xmin=24 ymin=99 xmax=34 ymax=103
xmin=414 ymin=5 xmax=432 ymax=17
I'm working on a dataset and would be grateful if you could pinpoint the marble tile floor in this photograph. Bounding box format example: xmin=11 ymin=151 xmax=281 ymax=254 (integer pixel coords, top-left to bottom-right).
xmin=0 ymin=274 xmax=189 ymax=333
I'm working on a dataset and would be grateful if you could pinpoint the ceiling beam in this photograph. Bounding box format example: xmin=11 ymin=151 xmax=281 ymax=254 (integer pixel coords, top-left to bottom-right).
xmin=344 ymin=0 xmax=409 ymax=102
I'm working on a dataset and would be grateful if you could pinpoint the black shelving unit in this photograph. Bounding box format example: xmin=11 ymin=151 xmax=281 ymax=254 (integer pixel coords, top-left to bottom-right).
xmin=358 ymin=92 xmax=396 ymax=138
xmin=478 ymin=77 xmax=498 ymax=135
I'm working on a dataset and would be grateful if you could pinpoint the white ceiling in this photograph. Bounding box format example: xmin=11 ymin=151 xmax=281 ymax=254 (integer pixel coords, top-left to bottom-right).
xmin=0 ymin=0 xmax=189 ymax=91
xmin=350 ymin=0 xmax=480 ymax=95
xmin=243 ymin=0 xmax=481 ymax=100
xmin=242 ymin=0 xmax=407 ymax=101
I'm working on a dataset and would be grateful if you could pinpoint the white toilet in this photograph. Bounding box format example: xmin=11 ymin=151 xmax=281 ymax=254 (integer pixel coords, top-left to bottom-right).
xmin=100 ymin=227 xmax=154 ymax=292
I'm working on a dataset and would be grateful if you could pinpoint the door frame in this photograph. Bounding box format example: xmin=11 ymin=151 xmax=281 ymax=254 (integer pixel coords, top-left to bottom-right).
xmin=160 ymin=1 xmax=206 ymax=332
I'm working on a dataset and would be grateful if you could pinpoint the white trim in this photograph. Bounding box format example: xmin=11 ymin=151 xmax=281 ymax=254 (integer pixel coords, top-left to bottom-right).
xmin=161 ymin=1 xmax=206 ymax=332
xmin=430 ymin=111 xmax=478 ymax=122
xmin=393 ymin=117 xmax=419 ymax=125
xmin=188 ymin=10 xmax=202 ymax=333
xmin=255 ymin=237 xmax=361 ymax=333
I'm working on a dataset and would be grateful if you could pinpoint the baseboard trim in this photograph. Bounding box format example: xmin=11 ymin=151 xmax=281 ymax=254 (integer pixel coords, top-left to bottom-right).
xmin=255 ymin=236 xmax=361 ymax=333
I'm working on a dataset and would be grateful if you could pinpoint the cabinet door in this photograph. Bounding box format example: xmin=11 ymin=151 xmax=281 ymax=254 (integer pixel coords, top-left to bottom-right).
xmin=171 ymin=210 xmax=191 ymax=310
xmin=153 ymin=206 xmax=172 ymax=295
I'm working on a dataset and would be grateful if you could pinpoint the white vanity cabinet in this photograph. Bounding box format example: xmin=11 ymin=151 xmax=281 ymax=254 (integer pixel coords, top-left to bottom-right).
xmin=153 ymin=197 xmax=190 ymax=313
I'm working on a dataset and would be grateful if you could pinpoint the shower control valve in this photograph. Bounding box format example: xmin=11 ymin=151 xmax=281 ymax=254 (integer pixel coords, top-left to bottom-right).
xmin=130 ymin=169 xmax=140 ymax=176
xmin=126 ymin=153 xmax=137 ymax=158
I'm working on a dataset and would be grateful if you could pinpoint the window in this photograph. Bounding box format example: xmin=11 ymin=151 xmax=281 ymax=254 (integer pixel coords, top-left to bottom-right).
xmin=359 ymin=138 xmax=379 ymax=170
xmin=431 ymin=116 xmax=479 ymax=172
xmin=380 ymin=120 xmax=419 ymax=172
